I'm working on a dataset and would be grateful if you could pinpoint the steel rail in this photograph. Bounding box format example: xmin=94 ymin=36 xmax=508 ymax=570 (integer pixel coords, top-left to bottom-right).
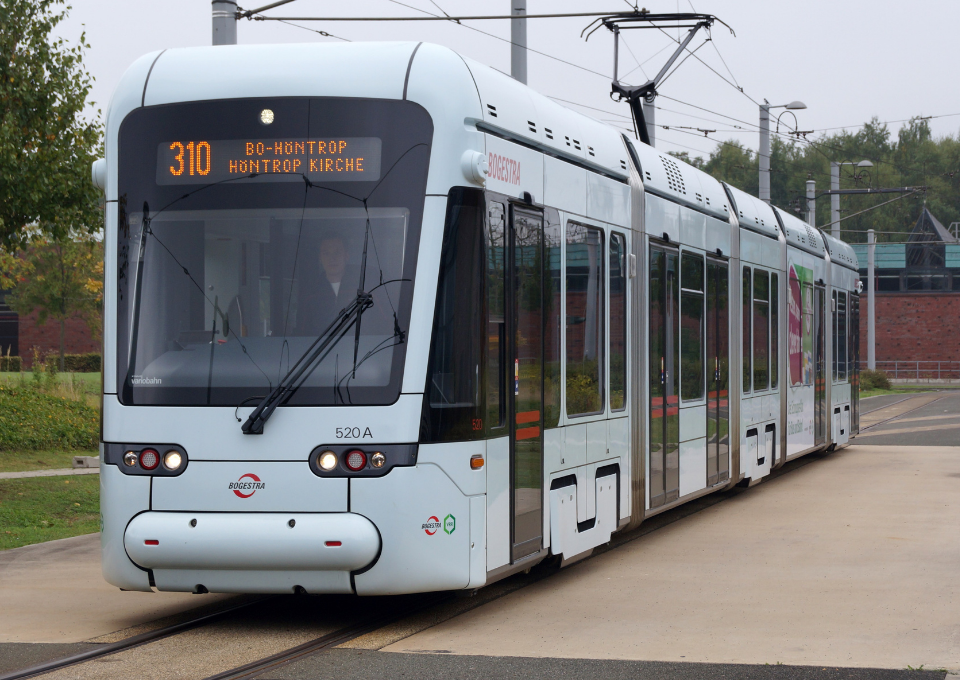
xmin=0 ymin=597 xmax=269 ymax=680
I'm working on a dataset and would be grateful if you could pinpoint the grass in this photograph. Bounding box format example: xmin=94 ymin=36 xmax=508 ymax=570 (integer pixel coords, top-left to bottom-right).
xmin=0 ymin=449 xmax=98 ymax=473
xmin=0 ymin=372 xmax=101 ymax=408
xmin=0 ymin=385 xmax=99 ymax=450
xmin=0 ymin=475 xmax=100 ymax=551
xmin=860 ymin=386 xmax=932 ymax=399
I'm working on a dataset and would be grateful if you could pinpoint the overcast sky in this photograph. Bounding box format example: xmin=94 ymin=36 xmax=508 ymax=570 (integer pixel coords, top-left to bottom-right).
xmin=56 ymin=0 xmax=959 ymax=165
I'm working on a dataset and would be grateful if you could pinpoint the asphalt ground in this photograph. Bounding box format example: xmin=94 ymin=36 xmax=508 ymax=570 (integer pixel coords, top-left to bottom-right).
xmin=1 ymin=391 xmax=956 ymax=679
xmin=857 ymin=391 xmax=960 ymax=446
xmin=860 ymin=392 xmax=927 ymax=413
xmin=0 ymin=643 xmax=105 ymax=676
xmin=261 ymin=649 xmax=947 ymax=680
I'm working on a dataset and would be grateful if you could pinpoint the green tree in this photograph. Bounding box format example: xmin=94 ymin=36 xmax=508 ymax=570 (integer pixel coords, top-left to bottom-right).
xmin=0 ymin=235 xmax=103 ymax=369
xmin=691 ymin=115 xmax=960 ymax=246
xmin=0 ymin=0 xmax=102 ymax=249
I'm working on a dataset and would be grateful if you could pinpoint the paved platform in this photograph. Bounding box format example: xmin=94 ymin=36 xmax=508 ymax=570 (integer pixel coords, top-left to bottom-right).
xmin=0 ymin=533 xmax=236 ymax=644
xmin=381 ymin=443 xmax=960 ymax=672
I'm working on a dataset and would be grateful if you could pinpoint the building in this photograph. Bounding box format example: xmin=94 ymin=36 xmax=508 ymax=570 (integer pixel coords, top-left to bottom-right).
xmin=852 ymin=207 xmax=960 ymax=378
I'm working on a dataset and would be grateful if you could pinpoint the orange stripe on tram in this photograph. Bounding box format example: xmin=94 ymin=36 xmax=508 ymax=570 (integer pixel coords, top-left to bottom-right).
xmin=516 ymin=410 xmax=540 ymax=425
xmin=516 ymin=426 xmax=540 ymax=441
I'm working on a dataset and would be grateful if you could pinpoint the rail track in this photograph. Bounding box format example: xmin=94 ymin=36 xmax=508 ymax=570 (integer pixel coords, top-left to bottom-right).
xmin=0 ymin=597 xmax=267 ymax=680
xmin=6 ymin=394 xmax=942 ymax=680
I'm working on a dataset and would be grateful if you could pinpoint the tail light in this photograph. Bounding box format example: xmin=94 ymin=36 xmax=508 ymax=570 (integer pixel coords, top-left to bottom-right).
xmin=345 ymin=450 xmax=367 ymax=471
xmin=139 ymin=449 xmax=160 ymax=470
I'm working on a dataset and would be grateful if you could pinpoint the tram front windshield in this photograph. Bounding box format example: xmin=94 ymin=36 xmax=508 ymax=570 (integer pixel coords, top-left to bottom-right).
xmin=116 ymin=98 xmax=433 ymax=406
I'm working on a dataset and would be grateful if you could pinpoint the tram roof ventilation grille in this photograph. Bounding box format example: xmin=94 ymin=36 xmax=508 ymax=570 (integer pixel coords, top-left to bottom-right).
xmin=486 ymin=103 xmax=497 ymax=118
xmin=587 ymin=146 xmax=596 ymax=157
xmin=804 ymin=224 xmax=819 ymax=247
xmin=545 ymin=127 xmax=554 ymax=140
xmin=573 ymin=139 xmax=582 ymax=151
xmin=620 ymin=159 xmax=628 ymax=170
xmin=528 ymin=120 xmax=537 ymax=134
xmin=660 ymin=156 xmax=686 ymax=195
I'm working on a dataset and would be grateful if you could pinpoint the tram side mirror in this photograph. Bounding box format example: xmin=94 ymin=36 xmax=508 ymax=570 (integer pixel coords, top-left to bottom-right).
xmin=91 ymin=158 xmax=106 ymax=192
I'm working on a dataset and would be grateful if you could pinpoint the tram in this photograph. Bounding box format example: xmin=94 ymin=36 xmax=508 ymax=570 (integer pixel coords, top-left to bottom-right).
xmin=94 ymin=42 xmax=860 ymax=595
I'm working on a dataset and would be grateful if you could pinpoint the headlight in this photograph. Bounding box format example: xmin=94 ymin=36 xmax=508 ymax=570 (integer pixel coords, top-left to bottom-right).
xmin=370 ymin=451 xmax=386 ymax=468
xmin=123 ymin=451 xmax=137 ymax=467
xmin=318 ymin=450 xmax=338 ymax=471
xmin=163 ymin=450 xmax=183 ymax=471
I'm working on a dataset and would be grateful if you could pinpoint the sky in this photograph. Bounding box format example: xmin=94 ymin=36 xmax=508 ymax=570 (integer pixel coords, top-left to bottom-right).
xmin=55 ymin=0 xmax=960 ymax=165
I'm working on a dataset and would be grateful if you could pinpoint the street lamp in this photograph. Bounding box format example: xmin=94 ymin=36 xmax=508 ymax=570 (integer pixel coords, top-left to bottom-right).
xmin=759 ymin=100 xmax=806 ymax=203
xmin=830 ymin=160 xmax=874 ymax=239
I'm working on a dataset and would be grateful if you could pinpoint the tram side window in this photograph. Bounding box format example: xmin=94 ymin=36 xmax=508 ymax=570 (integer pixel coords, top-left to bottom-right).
xmin=422 ymin=188 xmax=486 ymax=442
xmin=832 ymin=291 xmax=838 ymax=382
xmin=837 ymin=291 xmax=847 ymax=381
xmin=742 ymin=266 xmax=751 ymax=393
xmin=486 ymin=201 xmax=506 ymax=430
xmin=771 ymin=272 xmax=779 ymax=389
xmin=753 ymin=269 xmax=769 ymax=391
xmin=609 ymin=233 xmax=627 ymax=411
xmin=680 ymin=252 xmax=704 ymax=401
xmin=566 ymin=223 xmax=604 ymax=416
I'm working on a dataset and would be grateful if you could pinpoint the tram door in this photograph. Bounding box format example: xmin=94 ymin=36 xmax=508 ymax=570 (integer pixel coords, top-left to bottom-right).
xmin=706 ymin=259 xmax=730 ymax=486
xmin=649 ymin=245 xmax=680 ymax=508
xmin=814 ymin=285 xmax=826 ymax=446
xmin=508 ymin=206 xmax=544 ymax=561
xmin=850 ymin=294 xmax=860 ymax=434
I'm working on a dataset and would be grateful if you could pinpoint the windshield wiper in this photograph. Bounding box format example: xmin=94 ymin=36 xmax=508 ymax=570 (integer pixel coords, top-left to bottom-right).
xmin=240 ymin=289 xmax=373 ymax=435
xmin=121 ymin=202 xmax=151 ymax=402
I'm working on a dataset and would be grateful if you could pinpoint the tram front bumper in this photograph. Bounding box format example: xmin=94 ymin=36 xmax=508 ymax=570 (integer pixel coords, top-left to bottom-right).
xmin=124 ymin=512 xmax=380 ymax=593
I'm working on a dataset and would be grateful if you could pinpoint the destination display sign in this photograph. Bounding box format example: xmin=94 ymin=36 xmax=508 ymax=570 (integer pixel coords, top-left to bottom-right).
xmin=155 ymin=137 xmax=382 ymax=185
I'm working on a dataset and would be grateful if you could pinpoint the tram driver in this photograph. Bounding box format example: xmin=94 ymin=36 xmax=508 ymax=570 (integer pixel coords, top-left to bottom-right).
xmin=296 ymin=231 xmax=389 ymax=337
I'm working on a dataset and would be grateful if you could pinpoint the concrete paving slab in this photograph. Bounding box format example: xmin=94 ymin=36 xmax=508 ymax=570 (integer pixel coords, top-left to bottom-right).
xmin=0 ymin=533 xmax=234 ymax=643
xmin=0 ymin=468 xmax=99 ymax=480
xmin=382 ymin=445 xmax=960 ymax=672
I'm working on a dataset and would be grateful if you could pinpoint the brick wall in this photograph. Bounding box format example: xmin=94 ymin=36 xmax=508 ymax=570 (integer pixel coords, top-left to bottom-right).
xmin=18 ymin=311 xmax=100 ymax=367
xmin=860 ymin=293 xmax=960 ymax=363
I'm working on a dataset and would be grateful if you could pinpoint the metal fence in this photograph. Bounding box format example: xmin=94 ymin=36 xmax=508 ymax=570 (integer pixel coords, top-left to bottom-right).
xmin=872 ymin=360 xmax=960 ymax=380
